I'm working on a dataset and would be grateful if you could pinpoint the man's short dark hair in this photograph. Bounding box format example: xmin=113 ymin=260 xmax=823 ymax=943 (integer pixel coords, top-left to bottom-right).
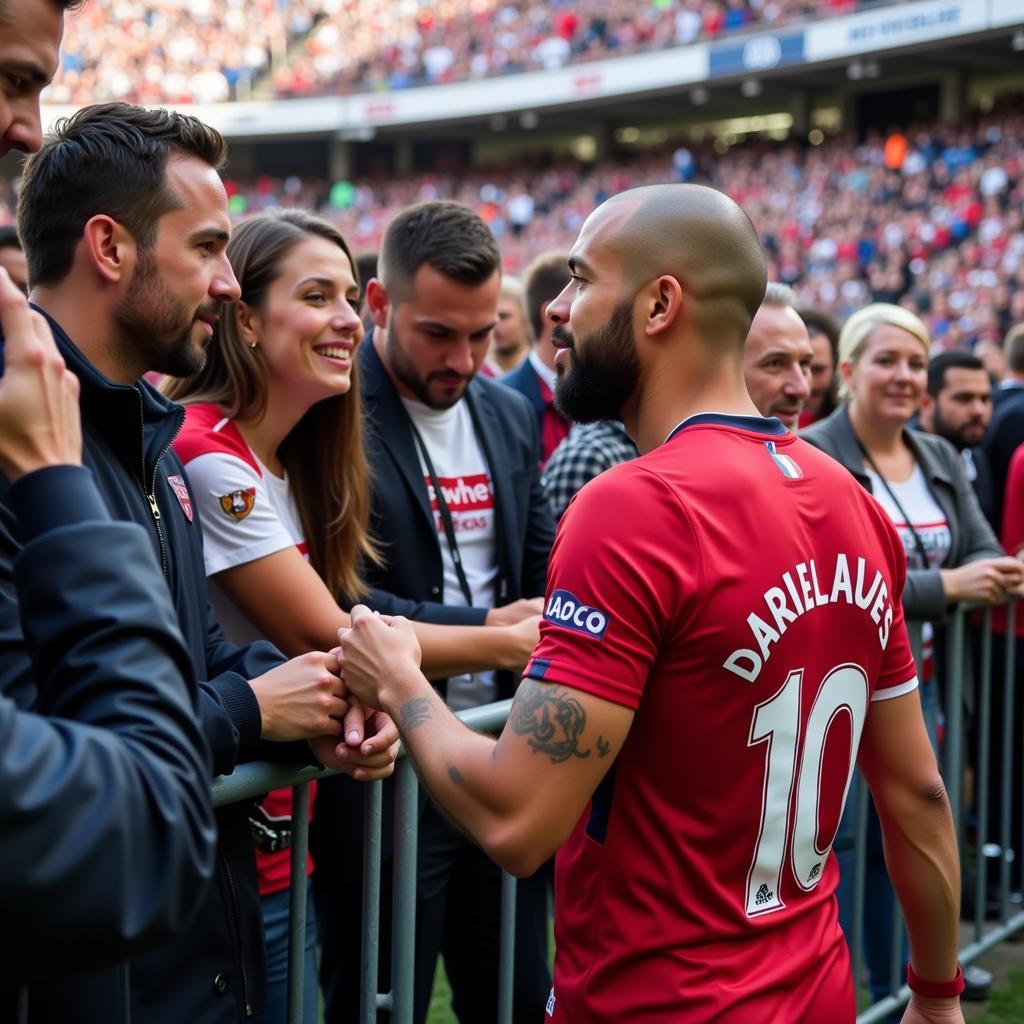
xmin=378 ymin=201 xmax=500 ymax=303
xmin=522 ymin=251 xmax=570 ymax=343
xmin=17 ymin=102 xmax=227 ymax=287
xmin=1005 ymin=323 xmax=1024 ymax=375
xmin=797 ymin=307 xmax=840 ymax=359
xmin=0 ymin=225 xmax=21 ymax=252
xmin=927 ymin=349 xmax=985 ymax=397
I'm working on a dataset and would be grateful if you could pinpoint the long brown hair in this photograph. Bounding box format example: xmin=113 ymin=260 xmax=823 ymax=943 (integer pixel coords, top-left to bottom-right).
xmin=164 ymin=209 xmax=379 ymax=598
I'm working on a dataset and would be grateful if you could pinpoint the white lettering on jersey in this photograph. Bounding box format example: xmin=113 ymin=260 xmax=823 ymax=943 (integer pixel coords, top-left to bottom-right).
xmin=723 ymin=553 xmax=896 ymax=683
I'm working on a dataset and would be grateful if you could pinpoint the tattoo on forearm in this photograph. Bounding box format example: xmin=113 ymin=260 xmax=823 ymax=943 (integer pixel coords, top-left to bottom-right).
xmin=399 ymin=697 xmax=432 ymax=732
xmin=448 ymin=764 xmax=463 ymax=786
xmin=510 ymin=680 xmax=610 ymax=764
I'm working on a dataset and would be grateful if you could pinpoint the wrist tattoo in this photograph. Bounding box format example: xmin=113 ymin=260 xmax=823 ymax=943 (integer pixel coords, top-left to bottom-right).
xmin=399 ymin=697 xmax=431 ymax=732
xmin=511 ymin=680 xmax=609 ymax=764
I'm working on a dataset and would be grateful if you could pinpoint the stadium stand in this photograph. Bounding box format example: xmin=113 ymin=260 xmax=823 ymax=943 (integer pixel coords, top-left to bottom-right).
xmin=45 ymin=0 xmax=859 ymax=104
xmin=200 ymin=99 xmax=1024 ymax=345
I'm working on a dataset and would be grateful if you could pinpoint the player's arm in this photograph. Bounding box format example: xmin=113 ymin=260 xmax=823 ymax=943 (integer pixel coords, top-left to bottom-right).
xmin=214 ymin=548 xmax=538 ymax=675
xmin=339 ymin=605 xmax=633 ymax=877
xmin=858 ymin=690 xmax=963 ymax=1022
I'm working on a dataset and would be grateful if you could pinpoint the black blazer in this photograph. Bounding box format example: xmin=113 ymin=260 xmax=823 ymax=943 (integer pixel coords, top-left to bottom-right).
xmin=313 ymin=337 xmax=556 ymax=871
xmin=353 ymin=335 xmax=555 ymax=684
xmin=803 ymin=404 xmax=1003 ymax=621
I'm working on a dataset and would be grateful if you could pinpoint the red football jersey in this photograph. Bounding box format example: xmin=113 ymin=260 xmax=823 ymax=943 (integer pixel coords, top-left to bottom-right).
xmin=524 ymin=414 xmax=917 ymax=1023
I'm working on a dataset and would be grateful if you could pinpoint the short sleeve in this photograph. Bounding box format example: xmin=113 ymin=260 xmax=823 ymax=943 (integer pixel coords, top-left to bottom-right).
xmin=524 ymin=464 xmax=696 ymax=710
xmin=182 ymin=451 xmax=294 ymax=576
xmin=871 ymin=506 xmax=920 ymax=701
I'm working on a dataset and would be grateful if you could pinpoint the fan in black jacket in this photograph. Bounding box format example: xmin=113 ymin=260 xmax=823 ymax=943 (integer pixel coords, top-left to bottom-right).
xmin=0 ymin=274 xmax=215 ymax=1015
xmin=0 ymin=103 xmax=397 ymax=1024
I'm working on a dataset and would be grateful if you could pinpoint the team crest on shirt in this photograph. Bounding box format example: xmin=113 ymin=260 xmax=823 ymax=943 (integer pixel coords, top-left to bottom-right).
xmin=764 ymin=440 xmax=803 ymax=479
xmin=544 ymin=589 xmax=609 ymax=640
xmin=166 ymin=474 xmax=193 ymax=522
xmin=219 ymin=487 xmax=256 ymax=521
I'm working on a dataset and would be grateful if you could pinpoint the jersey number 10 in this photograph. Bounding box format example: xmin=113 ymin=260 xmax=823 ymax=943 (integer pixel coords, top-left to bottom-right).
xmin=745 ymin=663 xmax=869 ymax=917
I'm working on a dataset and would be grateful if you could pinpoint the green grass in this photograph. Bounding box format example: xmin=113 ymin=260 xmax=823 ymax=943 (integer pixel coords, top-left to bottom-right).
xmin=426 ymin=961 xmax=457 ymax=1024
xmin=971 ymin=967 xmax=1024 ymax=1023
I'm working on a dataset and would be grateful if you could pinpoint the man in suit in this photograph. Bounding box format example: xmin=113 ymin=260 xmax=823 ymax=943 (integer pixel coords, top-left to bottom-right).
xmin=992 ymin=322 xmax=1024 ymax=409
xmin=312 ymin=200 xmax=555 ymax=1024
xmin=502 ymin=250 xmax=571 ymax=465
xmin=919 ymin=350 xmax=997 ymax=527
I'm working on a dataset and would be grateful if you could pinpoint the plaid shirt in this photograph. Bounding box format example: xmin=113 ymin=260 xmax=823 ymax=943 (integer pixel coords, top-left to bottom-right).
xmin=541 ymin=420 xmax=638 ymax=520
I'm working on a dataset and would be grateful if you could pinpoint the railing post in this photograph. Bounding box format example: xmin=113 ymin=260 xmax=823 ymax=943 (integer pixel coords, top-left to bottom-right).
xmin=498 ymin=871 xmax=518 ymax=1024
xmin=389 ymin=759 xmax=419 ymax=1023
xmin=287 ymin=782 xmax=311 ymax=1024
xmin=360 ymin=780 xmax=384 ymax=1024
xmin=946 ymin=606 xmax=966 ymax=843
xmin=850 ymin=778 xmax=868 ymax=995
xmin=999 ymin=602 xmax=1015 ymax=925
xmin=974 ymin=608 xmax=994 ymax=939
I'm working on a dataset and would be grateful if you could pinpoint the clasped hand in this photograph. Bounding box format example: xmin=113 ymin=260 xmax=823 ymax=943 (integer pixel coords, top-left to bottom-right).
xmin=249 ymin=649 xmax=399 ymax=781
xmin=336 ymin=604 xmax=424 ymax=715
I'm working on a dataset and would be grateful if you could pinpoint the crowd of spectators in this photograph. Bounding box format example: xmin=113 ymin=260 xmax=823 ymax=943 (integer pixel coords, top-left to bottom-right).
xmin=6 ymin=96 xmax=1021 ymax=351
xmin=42 ymin=0 xmax=324 ymax=105
xmin=44 ymin=0 xmax=863 ymax=105
xmin=167 ymin=98 xmax=1020 ymax=352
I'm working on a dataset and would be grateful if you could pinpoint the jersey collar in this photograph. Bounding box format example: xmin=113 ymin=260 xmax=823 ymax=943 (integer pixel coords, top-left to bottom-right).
xmin=665 ymin=413 xmax=787 ymax=444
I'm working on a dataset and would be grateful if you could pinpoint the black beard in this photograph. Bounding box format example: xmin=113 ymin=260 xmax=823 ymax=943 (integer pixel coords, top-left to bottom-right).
xmin=553 ymin=298 xmax=640 ymax=424
xmin=114 ymin=248 xmax=207 ymax=378
xmin=384 ymin=325 xmax=467 ymax=410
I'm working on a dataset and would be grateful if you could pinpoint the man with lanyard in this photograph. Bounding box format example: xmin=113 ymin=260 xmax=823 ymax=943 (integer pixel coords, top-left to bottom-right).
xmin=312 ymin=199 xmax=555 ymax=1024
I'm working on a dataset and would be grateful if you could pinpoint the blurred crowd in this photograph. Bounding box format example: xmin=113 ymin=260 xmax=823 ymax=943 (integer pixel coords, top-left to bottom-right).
xmin=45 ymin=0 xmax=860 ymax=105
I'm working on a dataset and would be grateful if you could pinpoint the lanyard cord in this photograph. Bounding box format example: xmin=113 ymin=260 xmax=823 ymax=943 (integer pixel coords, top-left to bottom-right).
xmin=408 ymin=421 xmax=476 ymax=607
xmin=855 ymin=438 xmax=932 ymax=570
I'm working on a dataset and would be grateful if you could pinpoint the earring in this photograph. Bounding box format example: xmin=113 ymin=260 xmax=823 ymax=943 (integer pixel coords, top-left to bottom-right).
xmin=248 ymin=341 xmax=257 ymax=350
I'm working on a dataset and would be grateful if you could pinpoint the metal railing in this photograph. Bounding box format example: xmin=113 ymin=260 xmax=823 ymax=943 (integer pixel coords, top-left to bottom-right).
xmin=212 ymin=602 xmax=1021 ymax=1023
xmin=851 ymin=600 xmax=1022 ymax=1022
xmin=212 ymin=700 xmax=515 ymax=1024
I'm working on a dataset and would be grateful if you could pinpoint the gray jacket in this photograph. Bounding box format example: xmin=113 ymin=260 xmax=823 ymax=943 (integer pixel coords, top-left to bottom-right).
xmin=802 ymin=405 xmax=1003 ymax=621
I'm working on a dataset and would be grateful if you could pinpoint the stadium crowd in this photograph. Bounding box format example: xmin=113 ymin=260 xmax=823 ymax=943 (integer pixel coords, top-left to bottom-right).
xmin=44 ymin=0 xmax=860 ymax=105
xmin=179 ymin=98 xmax=1023 ymax=354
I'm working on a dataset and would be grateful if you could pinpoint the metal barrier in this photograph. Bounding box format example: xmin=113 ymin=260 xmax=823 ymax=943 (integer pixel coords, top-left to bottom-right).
xmin=212 ymin=699 xmax=514 ymax=1024
xmin=850 ymin=600 xmax=1022 ymax=1022
xmin=212 ymin=603 xmax=1021 ymax=1023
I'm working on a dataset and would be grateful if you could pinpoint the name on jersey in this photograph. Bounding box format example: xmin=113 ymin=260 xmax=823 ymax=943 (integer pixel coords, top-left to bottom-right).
xmin=724 ymin=553 xmax=895 ymax=683
xmin=544 ymin=590 xmax=609 ymax=640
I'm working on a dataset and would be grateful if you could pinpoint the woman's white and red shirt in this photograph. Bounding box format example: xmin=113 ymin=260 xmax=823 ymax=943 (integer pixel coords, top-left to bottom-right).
xmin=175 ymin=401 xmax=313 ymax=897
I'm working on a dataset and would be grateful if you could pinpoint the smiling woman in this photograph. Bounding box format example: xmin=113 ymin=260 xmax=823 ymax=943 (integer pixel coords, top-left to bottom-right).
xmin=162 ymin=208 xmax=540 ymax=1023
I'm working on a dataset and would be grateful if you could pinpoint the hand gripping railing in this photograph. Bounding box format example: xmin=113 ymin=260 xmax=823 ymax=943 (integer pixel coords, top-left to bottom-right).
xmin=211 ymin=699 xmax=515 ymax=1024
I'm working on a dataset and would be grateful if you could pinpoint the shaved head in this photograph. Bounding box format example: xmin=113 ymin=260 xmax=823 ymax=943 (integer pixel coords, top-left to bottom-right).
xmin=573 ymin=184 xmax=767 ymax=348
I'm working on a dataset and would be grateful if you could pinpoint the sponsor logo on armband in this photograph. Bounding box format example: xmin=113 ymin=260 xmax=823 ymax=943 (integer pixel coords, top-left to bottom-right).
xmin=544 ymin=589 xmax=609 ymax=640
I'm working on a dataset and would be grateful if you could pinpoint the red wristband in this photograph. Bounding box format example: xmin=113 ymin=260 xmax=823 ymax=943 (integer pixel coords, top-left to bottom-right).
xmin=906 ymin=963 xmax=965 ymax=998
